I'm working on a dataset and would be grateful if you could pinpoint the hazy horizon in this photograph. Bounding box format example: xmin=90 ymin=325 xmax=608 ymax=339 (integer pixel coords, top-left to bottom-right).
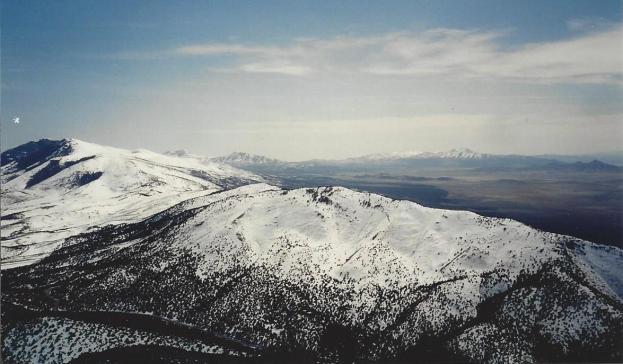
xmin=2 ymin=0 xmax=622 ymax=160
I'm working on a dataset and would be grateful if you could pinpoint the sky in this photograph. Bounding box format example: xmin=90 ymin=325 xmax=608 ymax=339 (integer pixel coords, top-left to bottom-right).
xmin=1 ymin=0 xmax=622 ymax=160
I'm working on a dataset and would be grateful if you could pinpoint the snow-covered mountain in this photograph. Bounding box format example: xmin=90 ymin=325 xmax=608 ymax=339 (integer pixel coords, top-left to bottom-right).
xmin=351 ymin=148 xmax=486 ymax=162
xmin=2 ymin=140 xmax=622 ymax=363
xmin=1 ymin=139 xmax=262 ymax=268
xmin=211 ymin=152 xmax=284 ymax=166
xmin=3 ymin=185 xmax=623 ymax=361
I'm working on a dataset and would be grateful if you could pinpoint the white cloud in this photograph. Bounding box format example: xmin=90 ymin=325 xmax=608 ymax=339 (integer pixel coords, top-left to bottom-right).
xmin=89 ymin=23 xmax=622 ymax=159
xmin=489 ymin=27 xmax=623 ymax=84
xmin=169 ymin=24 xmax=622 ymax=84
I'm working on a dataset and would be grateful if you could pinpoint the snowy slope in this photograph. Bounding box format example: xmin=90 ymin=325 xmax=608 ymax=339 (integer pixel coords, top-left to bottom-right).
xmin=3 ymin=183 xmax=622 ymax=362
xmin=1 ymin=139 xmax=262 ymax=268
xmin=147 ymin=184 xmax=623 ymax=301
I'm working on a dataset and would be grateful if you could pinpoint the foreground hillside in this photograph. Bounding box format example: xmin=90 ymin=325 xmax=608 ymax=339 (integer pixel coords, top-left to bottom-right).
xmin=2 ymin=177 xmax=622 ymax=362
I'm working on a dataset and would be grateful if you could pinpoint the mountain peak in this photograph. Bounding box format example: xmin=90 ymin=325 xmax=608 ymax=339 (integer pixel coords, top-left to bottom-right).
xmin=1 ymin=138 xmax=73 ymax=170
xmin=440 ymin=147 xmax=483 ymax=159
xmin=211 ymin=152 xmax=283 ymax=165
xmin=1 ymin=138 xmax=263 ymax=268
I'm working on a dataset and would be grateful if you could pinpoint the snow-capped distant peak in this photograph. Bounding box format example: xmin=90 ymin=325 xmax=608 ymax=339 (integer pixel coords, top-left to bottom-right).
xmin=354 ymin=148 xmax=485 ymax=162
xmin=211 ymin=152 xmax=283 ymax=165
xmin=428 ymin=148 xmax=484 ymax=159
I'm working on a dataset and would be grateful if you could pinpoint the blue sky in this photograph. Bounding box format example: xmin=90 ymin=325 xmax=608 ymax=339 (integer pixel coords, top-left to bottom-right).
xmin=2 ymin=0 xmax=622 ymax=159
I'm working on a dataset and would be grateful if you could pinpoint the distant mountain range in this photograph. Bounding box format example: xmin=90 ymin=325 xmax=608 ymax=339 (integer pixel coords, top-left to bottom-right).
xmin=209 ymin=148 xmax=489 ymax=167
xmin=2 ymin=139 xmax=622 ymax=363
xmin=347 ymin=148 xmax=487 ymax=161
xmin=531 ymin=160 xmax=623 ymax=173
xmin=210 ymin=151 xmax=284 ymax=165
xmin=538 ymin=151 xmax=623 ymax=166
xmin=208 ymin=149 xmax=623 ymax=174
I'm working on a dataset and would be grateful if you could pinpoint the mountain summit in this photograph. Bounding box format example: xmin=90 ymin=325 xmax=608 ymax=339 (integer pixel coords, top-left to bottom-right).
xmin=1 ymin=138 xmax=262 ymax=268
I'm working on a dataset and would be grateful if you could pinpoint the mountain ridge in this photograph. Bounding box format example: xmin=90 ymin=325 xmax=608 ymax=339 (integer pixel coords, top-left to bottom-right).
xmin=1 ymin=138 xmax=263 ymax=269
xmin=209 ymin=149 xmax=622 ymax=172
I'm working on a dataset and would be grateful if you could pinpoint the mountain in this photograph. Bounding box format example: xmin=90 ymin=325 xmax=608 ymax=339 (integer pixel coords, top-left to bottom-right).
xmin=351 ymin=148 xmax=486 ymax=162
xmin=209 ymin=148 xmax=563 ymax=172
xmin=2 ymin=179 xmax=622 ymax=362
xmin=539 ymin=151 xmax=623 ymax=167
xmin=532 ymin=160 xmax=623 ymax=173
xmin=211 ymin=152 xmax=285 ymax=167
xmin=2 ymin=140 xmax=622 ymax=363
xmin=1 ymin=138 xmax=262 ymax=269
xmin=210 ymin=148 xmax=489 ymax=167
xmin=210 ymin=149 xmax=623 ymax=177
